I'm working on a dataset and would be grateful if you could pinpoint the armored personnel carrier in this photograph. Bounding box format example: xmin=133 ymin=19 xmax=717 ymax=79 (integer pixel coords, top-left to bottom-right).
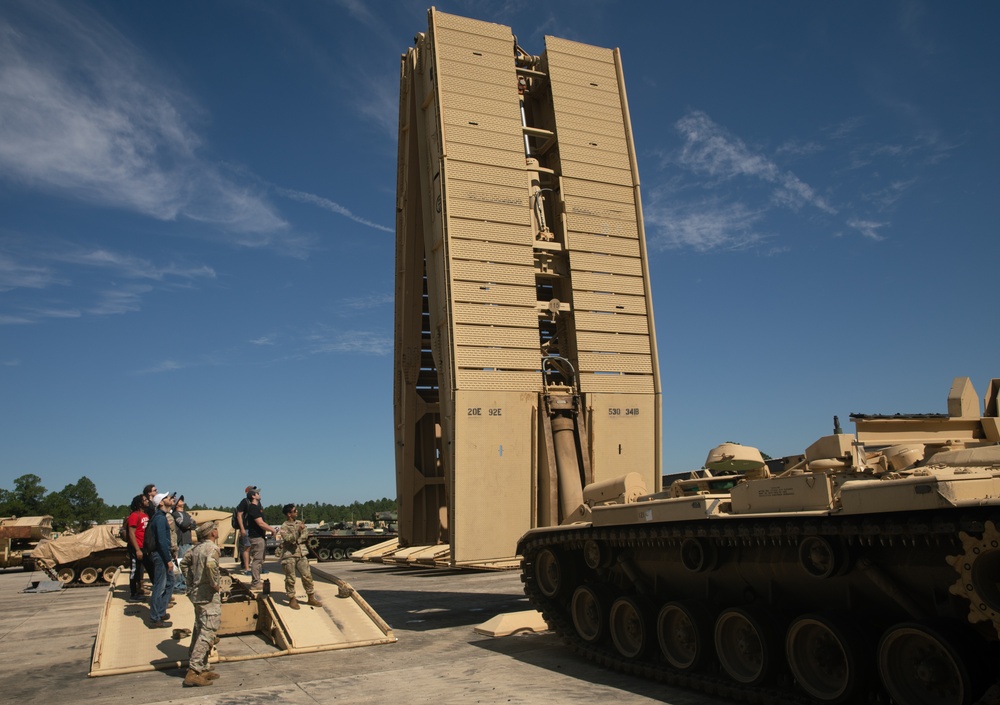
xmin=519 ymin=376 xmax=1000 ymax=705
xmin=32 ymin=524 xmax=128 ymax=585
xmin=308 ymin=525 xmax=399 ymax=562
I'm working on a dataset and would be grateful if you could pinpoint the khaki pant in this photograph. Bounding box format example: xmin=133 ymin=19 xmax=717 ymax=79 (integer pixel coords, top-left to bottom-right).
xmin=189 ymin=597 xmax=221 ymax=673
xmin=281 ymin=555 xmax=314 ymax=597
xmin=249 ymin=537 xmax=266 ymax=585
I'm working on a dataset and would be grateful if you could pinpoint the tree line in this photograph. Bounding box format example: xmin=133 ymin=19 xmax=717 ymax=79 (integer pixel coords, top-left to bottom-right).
xmin=0 ymin=474 xmax=397 ymax=533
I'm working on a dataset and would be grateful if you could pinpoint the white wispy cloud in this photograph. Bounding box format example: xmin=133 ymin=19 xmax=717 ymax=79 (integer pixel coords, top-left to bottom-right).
xmin=0 ymin=253 xmax=62 ymax=291
xmin=306 ymin=329 xmax=392 ymax=356
xmin=132 ymin=359 xmax=185 ymax=375
xmin=648 ymin=108 xmax=959 ymax=251
xmin=250 ymin=336 xmax=276 ymax=346
xmin=340 ymin=293 xmax=394 ymax=312
xmin=775 ymin=139 xmax=824 ymax=159
xmin=825 ymin=116 xmax=865 ymax=141
xmin=846 ymin=219 xmax=888 ymax=241
xmin=24 ymin=306 xmax=81 ymax=320
xmin=277 ymin=188 xmax=393 ymax=233
xmin=862 ymin=178 xmax=919 ymax=210
xmin=674 ymin=111 xmax=837 ymax=215
xmin=53 ymin=247 xmax=217 ymax=282
xmin=644 ymin=196 xmax=768 ymax=252
xmin=87 ymin=285 xmax=152 ymax=315
xmin=0 ymin=237 xmax=218 ymax=324
xmin=0 ymin=2 xmax=288 ymax=240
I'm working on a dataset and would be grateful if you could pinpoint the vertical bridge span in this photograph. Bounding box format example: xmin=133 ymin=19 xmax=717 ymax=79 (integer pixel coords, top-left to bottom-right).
xmin=389 ymin=8 xmax=661 ymax=569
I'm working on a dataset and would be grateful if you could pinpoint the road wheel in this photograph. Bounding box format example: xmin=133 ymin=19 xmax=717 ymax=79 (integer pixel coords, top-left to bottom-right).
xmin=332 ymin=548 xmax=346 ymax=560
xmin=534 ymin=547 xmax=575 ymax=598
xmin=571 ymin=584 xmax=611 ymax=644
xmin=102 ymin=565 xmax=119 ymax=583
xmin=786 ymin=613 xmax=871 ymax=703
xmin=79 ymin=566 xmax=99 ymax=585
xmin=317 ymin=548 xmax=331 ymax=561
xmin=878 ymin=622 xmax=977 ymax=705
xmin=658 ymin=600 xmax=715 ymax=671
xmin=715 ymin=606 xmax=782 ymax=685
xmin=57 ymin=566 xmax=75 ymax=584
xmin=609 ymin=596 xmax=654 ymax=659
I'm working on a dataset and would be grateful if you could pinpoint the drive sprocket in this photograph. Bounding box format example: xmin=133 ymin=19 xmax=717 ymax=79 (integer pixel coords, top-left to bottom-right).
xmin=947 ymin=520 xmax=1000 ymax=637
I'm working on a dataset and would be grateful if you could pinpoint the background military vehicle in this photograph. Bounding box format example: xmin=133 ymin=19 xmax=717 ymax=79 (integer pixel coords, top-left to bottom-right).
xmin=31 ymin=524 xmax=127 ymax=585
xmin=519 ymin=377 xmax=1000 ymax=705
xmin=308 ymin=519 xmax=398 ymax=562
xmin=0 ymin=515 xmax=52 ymax=571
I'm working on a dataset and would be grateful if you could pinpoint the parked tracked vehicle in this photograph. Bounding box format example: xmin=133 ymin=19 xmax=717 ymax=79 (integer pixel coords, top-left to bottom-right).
xmin=32 ymin=524 xmax=128 ymax=585
xmin=308 ymin=528 xmax=399 ymax=562
xmin=519 ymin=376 xmax=1000 ymax=705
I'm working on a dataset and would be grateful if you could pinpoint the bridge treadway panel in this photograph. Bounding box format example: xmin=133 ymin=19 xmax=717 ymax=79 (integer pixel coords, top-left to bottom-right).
xmin=545 ymin=36 xmax=655 ymax=394
xmin=89 ymin=562 xmax=394 ymax=676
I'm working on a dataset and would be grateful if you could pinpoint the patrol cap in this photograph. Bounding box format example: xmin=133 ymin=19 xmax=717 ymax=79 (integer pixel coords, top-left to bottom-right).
xmin=196 ymin=521 xmax=217 ymax=539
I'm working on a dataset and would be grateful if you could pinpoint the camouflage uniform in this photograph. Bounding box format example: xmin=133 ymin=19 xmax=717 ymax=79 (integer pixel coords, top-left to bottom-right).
xmin=180 ymin=537 xmax=221 ymax=674
xmin=278 ymin=519 xmax=315 ymax=599
xmin=166 ymin=511 xmax=179 ymax=559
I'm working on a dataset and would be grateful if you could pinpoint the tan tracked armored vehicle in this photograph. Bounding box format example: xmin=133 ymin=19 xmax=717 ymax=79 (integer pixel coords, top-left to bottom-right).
xmin=519 ymin=377 xmax=1000 ymax=705
xmin=31 ymin=523 xmax=128 ymax=585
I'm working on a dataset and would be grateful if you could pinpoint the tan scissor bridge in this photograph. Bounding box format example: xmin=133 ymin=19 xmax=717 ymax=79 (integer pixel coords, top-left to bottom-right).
xmin=89 ymin=564 xmax=395 ymax=677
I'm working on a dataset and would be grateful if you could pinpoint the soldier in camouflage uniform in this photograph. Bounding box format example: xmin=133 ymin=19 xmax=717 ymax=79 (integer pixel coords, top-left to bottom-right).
xmin=179 ymin=521 xmax=222 ymax=687
xmin=278 ymin=504 xmax=323 ymax=610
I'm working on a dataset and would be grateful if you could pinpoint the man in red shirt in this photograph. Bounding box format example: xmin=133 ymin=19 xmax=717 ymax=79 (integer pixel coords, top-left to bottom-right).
xmin=127 ymin=493 xmax=151 ymax=600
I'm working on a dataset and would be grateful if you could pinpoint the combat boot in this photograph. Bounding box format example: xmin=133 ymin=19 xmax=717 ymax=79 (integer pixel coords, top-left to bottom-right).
xmin=288 ymin=597 xmax=300 ymax=610
xmin=203 ymin=671 xmax=220 ymax=680
xmin=306 ymin=593 xmax=323 ymax=607
xmin=183 ymin=669 xmax=213 ymax=687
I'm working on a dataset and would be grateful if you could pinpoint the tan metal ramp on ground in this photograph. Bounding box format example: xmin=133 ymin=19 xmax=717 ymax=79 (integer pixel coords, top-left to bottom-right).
xmin=353 ymin=539 xmax=519 ymax=570
xmin=89 ymin=564 xmax=395 ymax=677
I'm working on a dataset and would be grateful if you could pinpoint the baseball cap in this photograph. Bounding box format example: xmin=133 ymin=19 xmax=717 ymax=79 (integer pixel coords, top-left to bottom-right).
xmin=152 ymin=492 xmax=169 ymax=506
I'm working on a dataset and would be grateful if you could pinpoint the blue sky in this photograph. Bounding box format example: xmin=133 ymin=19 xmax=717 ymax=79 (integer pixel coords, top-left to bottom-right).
xmin=1 ymin=1 xmax=997 ymax=509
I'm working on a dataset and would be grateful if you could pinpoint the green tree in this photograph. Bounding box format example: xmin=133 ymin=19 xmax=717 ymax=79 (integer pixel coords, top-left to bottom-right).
xmin=8 ymin=474 xmax=47 ymax=516
xmin=59 ymin=476 xmax=106 ymax=532
xmin=43 ymin=491 xmax=73 ymax=532
xmin=0 ymin=487 xmax=12 ymax=516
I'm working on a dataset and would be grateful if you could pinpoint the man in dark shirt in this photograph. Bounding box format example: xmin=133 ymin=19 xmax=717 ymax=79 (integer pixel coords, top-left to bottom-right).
xmin=244 ymin=488 xmax=279 ymax=590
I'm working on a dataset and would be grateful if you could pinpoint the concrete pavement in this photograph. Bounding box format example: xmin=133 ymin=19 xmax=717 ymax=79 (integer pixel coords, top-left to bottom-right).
xmin=0 ymin=558 xmax=726 ymax=704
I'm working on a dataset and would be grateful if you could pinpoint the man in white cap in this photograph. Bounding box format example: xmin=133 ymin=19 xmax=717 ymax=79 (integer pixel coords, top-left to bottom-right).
xmin=180 ymin=521 xmax=222 ymax=687
xmin=146 ymin=491 xmax=176 ymax=627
